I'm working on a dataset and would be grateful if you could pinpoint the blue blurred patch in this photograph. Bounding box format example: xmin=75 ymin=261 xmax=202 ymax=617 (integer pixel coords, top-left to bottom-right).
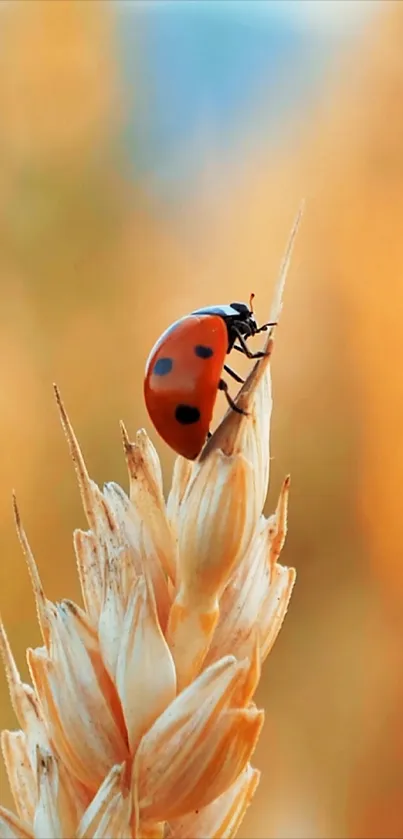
xmin=117 ymin=2 xmax=329 ymax=195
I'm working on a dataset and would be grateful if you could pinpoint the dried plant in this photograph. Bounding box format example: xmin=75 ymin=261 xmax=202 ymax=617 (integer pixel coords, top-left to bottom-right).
xmin=0 ymin=212 xmax=301 ymax=839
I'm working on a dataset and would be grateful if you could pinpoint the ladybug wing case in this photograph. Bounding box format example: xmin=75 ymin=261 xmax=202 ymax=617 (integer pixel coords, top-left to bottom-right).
xmin=144 ymin=314 xmax=227 ymax=459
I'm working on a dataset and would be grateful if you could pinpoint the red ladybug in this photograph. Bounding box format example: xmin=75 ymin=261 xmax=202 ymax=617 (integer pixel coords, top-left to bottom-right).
xmin=144 ymin=298 xmax=274 ymax=460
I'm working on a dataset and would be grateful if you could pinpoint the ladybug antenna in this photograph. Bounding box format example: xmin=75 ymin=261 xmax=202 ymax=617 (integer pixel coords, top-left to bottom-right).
xmin=249 ymin=291 xmax=276 ymax=332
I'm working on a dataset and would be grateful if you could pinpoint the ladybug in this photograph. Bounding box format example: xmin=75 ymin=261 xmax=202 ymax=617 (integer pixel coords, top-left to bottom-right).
xmin=144 ymin=297 xmax=274 ymax=460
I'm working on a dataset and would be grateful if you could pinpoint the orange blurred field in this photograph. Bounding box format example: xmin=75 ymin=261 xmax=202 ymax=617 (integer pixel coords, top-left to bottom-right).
xmin=0 ymin=2 xmax=402 ymax=836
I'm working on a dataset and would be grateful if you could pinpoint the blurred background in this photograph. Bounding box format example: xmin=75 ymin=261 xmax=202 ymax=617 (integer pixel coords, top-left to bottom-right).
xmin=0 ymin=1 xmax=402 ymax=836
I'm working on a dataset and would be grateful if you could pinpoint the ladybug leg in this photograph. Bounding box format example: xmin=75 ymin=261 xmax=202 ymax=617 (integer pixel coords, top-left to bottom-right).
xmin=256 ymin=320 xmax=277 ymax=334
xmin=233 ymin=342 xmax=267 ymax=359
xmin=233 ymin=329 xmax=269 ymax=359
xmin=218 ymin=379 xmax=248 ymax=415
xmin=233 ymin=329 xmax=269 ymax=358
xmin=223 ymin=364 xmax=244 ymax=384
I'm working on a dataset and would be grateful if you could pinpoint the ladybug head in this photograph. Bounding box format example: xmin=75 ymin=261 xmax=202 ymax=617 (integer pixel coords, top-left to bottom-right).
xmin=229 ymin=298 xmax=275 ymax=340
xmin=229 ymin=301 xmax=259 ymax=336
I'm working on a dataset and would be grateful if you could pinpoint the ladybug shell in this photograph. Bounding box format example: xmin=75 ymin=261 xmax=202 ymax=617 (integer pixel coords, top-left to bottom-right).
xmin=144 ymin=313 xmax=228 ymax=460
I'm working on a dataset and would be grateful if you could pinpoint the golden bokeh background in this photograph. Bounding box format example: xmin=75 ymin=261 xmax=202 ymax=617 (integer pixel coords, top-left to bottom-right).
xmin=0 ymin=2 xmax=402 ymax=836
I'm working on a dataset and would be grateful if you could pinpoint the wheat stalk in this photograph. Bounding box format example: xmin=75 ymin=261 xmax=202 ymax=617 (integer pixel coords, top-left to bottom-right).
xmin=0 ymin=210 xmax=302 ymax=839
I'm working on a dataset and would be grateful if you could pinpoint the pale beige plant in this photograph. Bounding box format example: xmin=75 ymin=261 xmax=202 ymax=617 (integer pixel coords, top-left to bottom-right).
xmin=0 ymin=211 xmax=301 ymax=839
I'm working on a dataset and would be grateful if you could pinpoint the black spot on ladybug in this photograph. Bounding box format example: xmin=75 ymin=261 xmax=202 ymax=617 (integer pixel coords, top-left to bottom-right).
xmin=175 ymin=404 xmax=201 ymax=425
xmin=194 ymin=344 xmax=214 ymax=359
xmin=153 ymin=357 xmax=173 ymax=376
